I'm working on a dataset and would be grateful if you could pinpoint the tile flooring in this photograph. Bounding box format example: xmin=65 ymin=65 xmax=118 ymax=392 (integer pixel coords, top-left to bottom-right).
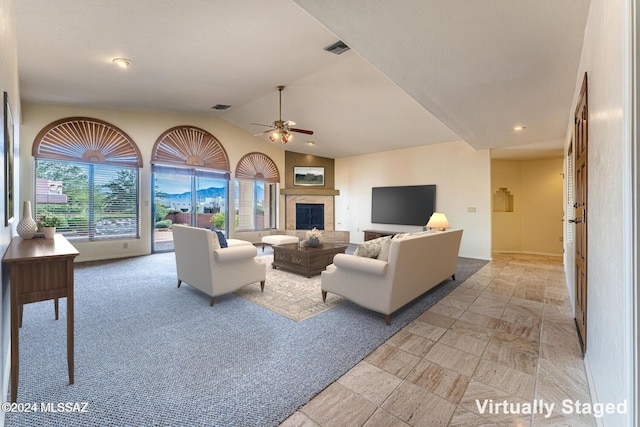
xmin=281 ymin=253 xmax=594 ymax=426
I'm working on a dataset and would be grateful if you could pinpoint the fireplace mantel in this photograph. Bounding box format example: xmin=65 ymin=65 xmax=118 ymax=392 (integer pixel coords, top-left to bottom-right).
xmin=280 ymin=189 xmax=340 ymax=196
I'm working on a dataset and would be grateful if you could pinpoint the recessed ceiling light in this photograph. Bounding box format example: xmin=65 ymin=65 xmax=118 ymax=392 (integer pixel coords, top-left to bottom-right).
xmin=112 ymin=58 xmax=131 ymax=69
xmin=513 ymin=125 xmax=526 ymax=131
xmin=307 ymin=141 xmax=315 ymax=146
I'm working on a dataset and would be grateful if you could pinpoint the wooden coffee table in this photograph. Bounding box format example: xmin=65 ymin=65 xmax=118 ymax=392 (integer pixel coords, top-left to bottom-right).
xmin=272 ymin=242 xmax=348 ymax=277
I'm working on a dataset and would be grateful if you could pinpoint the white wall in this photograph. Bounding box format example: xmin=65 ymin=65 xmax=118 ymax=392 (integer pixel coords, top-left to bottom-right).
xmin=564 ymin=0 xmax=634 ymax=424
xmin=0 ymin=0 xmax=21 ymax=420
xmin=19 ymin=103 xmax=285 ymax=261
xmin=335 ymin=140 xmax=492 ymax=259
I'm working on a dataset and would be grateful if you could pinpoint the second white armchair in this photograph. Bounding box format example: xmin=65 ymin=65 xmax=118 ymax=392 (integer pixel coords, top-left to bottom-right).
xmin=172 ymin=224 xmax=266 ymax=306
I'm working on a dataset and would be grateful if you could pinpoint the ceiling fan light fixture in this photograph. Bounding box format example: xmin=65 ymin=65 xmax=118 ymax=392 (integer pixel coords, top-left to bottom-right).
xmin=269 ymin=130 xmax=293 ymax=144
xmin=252 ymin=85 xmax=313 ymax=144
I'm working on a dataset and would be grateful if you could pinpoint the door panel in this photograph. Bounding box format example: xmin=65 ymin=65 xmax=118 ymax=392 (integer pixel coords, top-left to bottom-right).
xmin=573 ymin=73 xmax=588 ymax=354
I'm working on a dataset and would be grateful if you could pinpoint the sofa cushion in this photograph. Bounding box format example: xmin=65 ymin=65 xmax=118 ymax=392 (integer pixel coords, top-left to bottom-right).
xmin=227 ymin=239 xmax=253 ymax=247
xmin=354 ymin=235 xmax=392 ymax=258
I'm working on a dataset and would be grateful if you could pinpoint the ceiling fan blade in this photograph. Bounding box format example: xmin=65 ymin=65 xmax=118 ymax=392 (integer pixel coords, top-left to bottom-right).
xmin=283 ymin=120 xmax=296 ymax=127
xmin=253 ymin=129 xmax=274 ymax=136
xmin=289 ymin=128 xmax=314 ymax=135
xmin=251 ymin=122 xmax=275 ymax=128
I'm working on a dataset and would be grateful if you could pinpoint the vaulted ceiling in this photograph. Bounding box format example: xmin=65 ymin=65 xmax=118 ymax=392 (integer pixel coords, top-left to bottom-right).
xmin=14 ymin=0 xmax=590 ymax=159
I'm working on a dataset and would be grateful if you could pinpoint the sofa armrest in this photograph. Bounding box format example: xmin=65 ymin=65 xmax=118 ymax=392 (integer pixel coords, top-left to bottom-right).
xmin=213 ymin=245 xmax=258 ymax=262
xmin=332 ymin=253 xmax=389 ymax=276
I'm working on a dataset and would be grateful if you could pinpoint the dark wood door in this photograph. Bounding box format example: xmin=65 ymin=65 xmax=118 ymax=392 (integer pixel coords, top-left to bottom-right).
xmin=573 ymin=73 xmax=588 ymax=354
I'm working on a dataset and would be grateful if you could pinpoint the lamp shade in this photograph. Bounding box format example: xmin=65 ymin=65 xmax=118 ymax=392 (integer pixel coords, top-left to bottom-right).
xmin=426 ymin=212 xmax=450 ymax=231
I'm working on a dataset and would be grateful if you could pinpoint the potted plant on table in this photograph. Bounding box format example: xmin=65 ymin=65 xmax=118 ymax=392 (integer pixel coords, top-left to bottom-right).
xmin=38 ymin=213 xmax=64 ymax=239
xmin=306 ymin=227 xmax=322 ymax=247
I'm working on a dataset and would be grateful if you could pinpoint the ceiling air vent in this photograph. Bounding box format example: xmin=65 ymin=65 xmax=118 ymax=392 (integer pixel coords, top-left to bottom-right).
xmin=324 ymin=40 xmax=350 ymax=55
xmin=211 ymin=104 xmax=231 ymax=110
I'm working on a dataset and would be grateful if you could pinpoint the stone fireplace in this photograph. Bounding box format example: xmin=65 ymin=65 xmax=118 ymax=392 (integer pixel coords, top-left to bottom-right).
xmin=285 ymin=195 xmax=335 ymax=231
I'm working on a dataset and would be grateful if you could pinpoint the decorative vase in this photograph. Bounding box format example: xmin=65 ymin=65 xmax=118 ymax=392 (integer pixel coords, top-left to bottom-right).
xmin=43 ymin=227 xmax=56 ymax=239
xmin=308 ymin=237 xmax=320 ymax=247
xmin=16 ymin=201 xmax=38 ymax=239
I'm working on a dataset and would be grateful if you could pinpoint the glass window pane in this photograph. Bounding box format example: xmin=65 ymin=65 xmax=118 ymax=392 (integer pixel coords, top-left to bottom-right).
xmin=255 ymin=180 xmax=265 ymax=229
xmin=93 ymin=165 xmax=139 ymax=239
xmin=35 ymin=159 xmax=139 ymax=241
xmin=35 ymin=160 xmax=90 ymax=239
xmin=196 ymin=175 xmax=227 ymax=233
xmin=153 ymin=171 xmax=191 ymax=252
xmin=152 ymin=166 xmax=229 ymax=252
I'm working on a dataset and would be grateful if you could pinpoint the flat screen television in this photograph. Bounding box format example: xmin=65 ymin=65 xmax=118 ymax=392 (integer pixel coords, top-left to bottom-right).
xmin=371 ymin=185 xmax=436 ymax=226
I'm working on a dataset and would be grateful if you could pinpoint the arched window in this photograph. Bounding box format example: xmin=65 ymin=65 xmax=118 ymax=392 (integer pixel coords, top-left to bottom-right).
xmin=151 ymin=126 xmax=230 ymax=252
xmin=235 ymin=152 xmax=280 ymax=230
xmin=32 ymin=117 xmax=142 ymax=241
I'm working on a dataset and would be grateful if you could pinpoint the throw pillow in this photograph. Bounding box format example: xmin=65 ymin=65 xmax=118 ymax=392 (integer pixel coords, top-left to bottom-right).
xmin=214 ymin=230 xmax=228 ymax=248
xmin=354 ymin=235 xmax=392 ymax=258
xmin=377 ymin=238 xmax=392 ymax=261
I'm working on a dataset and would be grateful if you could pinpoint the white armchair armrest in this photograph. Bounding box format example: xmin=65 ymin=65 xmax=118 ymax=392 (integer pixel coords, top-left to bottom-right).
xmin=213 ymin=245 xmax=258 ymax=262
xmin=332 ymin=253 xmax=389 ymax=276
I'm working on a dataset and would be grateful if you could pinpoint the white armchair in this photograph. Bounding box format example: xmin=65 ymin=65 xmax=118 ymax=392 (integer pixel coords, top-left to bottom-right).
xmin=172 ymin=224 xmax=266 ymax=306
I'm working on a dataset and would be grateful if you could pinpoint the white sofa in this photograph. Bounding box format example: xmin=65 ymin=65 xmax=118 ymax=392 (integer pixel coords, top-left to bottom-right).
xmin=172 ymin=224 xmax=266 ymax=306
xmin=321 ymin=229 xmax=463 ymax=324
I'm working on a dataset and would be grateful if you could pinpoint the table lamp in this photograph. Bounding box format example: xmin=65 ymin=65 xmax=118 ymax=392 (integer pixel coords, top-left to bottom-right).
xmin=426 ymin=212 xmax=450 ymax=232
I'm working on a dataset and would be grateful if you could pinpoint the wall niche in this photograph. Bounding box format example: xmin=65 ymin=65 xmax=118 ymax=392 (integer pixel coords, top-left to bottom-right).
xmin=493 ymin=187 xmax=514 ymax=212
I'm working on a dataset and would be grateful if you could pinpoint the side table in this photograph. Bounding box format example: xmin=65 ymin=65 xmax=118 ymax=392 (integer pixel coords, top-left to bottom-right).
xmin=2 ymin=234 xmax=79 ymax=402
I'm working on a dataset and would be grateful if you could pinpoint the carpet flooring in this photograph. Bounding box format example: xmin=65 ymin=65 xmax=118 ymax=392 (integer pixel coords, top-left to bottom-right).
xmin=4 ymin=251 xmax=486 ymax=427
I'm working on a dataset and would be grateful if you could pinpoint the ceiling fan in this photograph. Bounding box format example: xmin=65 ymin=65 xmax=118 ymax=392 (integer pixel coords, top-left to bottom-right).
xmin=252 ymin=85 xmax=314 ymax=144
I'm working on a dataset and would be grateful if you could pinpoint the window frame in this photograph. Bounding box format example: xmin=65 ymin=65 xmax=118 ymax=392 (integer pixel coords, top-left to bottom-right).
xmin=34 ymin=158 xmax=140 ymax=241
xmin=234 ymin=178 xmax=277 ymax=231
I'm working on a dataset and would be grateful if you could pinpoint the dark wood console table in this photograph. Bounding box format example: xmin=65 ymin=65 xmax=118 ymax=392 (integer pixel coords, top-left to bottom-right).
xmin=363 ymin=230 xmax=401 ymax=241
xmin=3 ymin=234 xmax=79 ymax=402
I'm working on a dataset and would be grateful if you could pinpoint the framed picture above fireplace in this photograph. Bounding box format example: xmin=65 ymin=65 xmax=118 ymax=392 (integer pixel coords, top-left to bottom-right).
xmin=294 ymin=166 xmax=324 ymax=186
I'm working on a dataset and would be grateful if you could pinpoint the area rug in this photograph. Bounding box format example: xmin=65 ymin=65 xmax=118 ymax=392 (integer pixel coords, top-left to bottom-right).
xmin=5 ymin=252 xmax=486 ymax=427
xmin=235 ymin=255 xmax=343 ymax=322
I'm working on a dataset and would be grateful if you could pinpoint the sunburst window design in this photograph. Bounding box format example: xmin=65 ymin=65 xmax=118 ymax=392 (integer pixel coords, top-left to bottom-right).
xmin=235 ymin=152 xmax=280 ymax=183
xmin=32 ymin=117 xmax=142 ymax=167
xmin=151 ymin=126 xmax=230 ymax=172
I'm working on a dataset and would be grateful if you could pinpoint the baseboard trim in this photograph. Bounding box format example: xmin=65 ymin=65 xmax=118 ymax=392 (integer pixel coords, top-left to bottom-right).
xmin=583 ymin=353 xmax=604 ymax=427
xmin=492 ymin=250 xmax=563 ymax=258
